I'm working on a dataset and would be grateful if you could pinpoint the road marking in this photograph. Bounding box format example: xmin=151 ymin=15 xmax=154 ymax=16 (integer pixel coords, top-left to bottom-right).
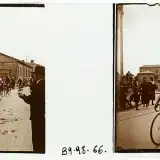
xmin=117 ymin=111 xmax=156 ymax=123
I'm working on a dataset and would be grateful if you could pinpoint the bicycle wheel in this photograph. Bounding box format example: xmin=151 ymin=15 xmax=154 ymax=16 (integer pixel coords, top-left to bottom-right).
xmin=150 ymin=113 xmax=160 ymax=145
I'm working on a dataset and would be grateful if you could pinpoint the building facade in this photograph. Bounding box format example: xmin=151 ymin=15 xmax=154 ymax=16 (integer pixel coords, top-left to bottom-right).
xmin=139 ymin=65 xmax=160 ymax=82
xmin=139 ymin=65 xmax=160 ymax=75
xmin=27 ymin=60 xmax=38 ymax=72
xmin=137 ymin=71 xmax=155 ymax=82
xmin=0 ymin=53 xmax=33 ymax=80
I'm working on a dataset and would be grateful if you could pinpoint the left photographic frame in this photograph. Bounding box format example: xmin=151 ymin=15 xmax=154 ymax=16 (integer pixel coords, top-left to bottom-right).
xmin=0 ymin=3 xmax=45 ymax=153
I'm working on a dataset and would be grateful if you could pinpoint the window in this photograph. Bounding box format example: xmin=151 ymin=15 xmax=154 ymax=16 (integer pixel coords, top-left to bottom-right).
xmin=19 ymin=66 xmax=20 ymax=77
xmin=18 ymin=66 xmax=19 ymax=76
xmin=20 ymin=66 xmax=21 ymax=77
xmin=26 ymin=68 xmax=27 ymax=77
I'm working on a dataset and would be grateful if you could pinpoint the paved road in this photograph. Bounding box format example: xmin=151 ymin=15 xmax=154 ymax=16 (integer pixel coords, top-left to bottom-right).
xmin=116 ymin=94 xmax=160 ymax=149
xmin=0 ymin=87 xmax=32 ymax=151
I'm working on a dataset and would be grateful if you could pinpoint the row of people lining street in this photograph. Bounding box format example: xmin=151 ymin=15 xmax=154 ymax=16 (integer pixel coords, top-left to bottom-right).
xmin=0 ymin=76 xmax=15 ymax=88
xmin=0 ymin=76 xmax=29 ymax=90
xmin=119 ymin=75 xmax=158 ymax=110
xmin=0 ymin=74 xmax=35 ymax=99
xmin=0 ymin=76 xmax=16 ymax=97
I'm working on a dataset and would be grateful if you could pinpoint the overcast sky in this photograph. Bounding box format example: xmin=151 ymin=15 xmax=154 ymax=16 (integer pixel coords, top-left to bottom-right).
xmin=123 ymin=5 xmax=160 ymax=75
xmin=0 ymin=7 xmax=50 ymax=66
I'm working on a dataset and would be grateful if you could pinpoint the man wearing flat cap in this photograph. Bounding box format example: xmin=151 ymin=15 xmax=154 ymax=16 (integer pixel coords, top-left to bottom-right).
xmin=19 ymin=65 xmax=45 ymax=153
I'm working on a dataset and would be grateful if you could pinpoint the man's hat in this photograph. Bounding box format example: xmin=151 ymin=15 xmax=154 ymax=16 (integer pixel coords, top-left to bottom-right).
xmin=32 ymin=65 xmax=45 ymax=76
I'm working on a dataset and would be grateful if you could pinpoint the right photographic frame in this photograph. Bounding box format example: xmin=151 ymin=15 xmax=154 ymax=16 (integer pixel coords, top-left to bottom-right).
xmin=114 ymin=3 xmax=160 ymax=152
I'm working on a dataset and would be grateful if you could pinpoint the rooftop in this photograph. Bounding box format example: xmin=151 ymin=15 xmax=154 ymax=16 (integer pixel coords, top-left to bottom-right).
xmin=140 ymin=65 xmax=160 ymax=68
xmin=0 ymin=52 xmax=33 ymax=68
xmin=27 ymin=62 xmax=38 ymax=65
xmin=137 ymin=71 xmax=155 ymax=75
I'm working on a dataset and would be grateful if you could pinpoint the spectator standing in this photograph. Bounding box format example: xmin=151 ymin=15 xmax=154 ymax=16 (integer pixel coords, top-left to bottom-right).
xmin=132 ymin=76 xmax=140 ymax=110
xmin=148 ymin=77 xmax=158 ymax=105
xmin=140 ymin=77 xmax=150 ymax=108
xmin=19 ymin=65 xmax=45 ymax=153
xmin=120 ymin=75 xmax=128 ymax=110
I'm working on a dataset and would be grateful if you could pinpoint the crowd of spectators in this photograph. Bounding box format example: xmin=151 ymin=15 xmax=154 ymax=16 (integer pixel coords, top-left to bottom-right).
xmin=116 ymin=71 xmax=158 ymax=110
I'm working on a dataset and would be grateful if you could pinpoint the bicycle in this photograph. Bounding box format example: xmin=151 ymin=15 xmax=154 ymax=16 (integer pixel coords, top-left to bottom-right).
xmin=150 ymin=104 xmax=160 ymax=145
xmin=18 ymin=84 xmax=23 ymax=93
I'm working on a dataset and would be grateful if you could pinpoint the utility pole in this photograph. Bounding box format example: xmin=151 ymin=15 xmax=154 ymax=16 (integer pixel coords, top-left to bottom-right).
xmin=117 ymin=4 xmax=124 ymax=75
xmin=26 ymin=56 xmax=27 ymax=63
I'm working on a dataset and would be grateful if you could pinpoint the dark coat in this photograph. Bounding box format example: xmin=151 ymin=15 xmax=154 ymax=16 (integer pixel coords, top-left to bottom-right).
xmin=132 ymin=80 xmax=140 ymax=103
xmin=22 ymin=79 xmax=45 ymax=120
xmin=119 ymin=80 xmax=128 ymax=109
xmin=148 ymin=81 xmax=158 ymax=100
xmin=140 ymin=81 xmax=150 ymax=104
xmin=29 ymin=79 xmax=37 ymax=93
xmin=21 ymin=79 xmax=45 ymax=153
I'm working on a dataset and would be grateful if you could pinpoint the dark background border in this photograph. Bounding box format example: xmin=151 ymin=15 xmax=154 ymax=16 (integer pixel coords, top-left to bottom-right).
xmin=0 ymin=3 xmax=45 ymax=7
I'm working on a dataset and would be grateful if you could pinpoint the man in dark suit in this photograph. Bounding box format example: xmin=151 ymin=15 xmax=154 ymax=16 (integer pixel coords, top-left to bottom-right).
xmin=19 ymin=65 xmax=45 ymax=153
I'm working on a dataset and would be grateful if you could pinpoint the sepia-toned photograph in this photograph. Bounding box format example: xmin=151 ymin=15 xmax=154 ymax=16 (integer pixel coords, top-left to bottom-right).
xmin=114 ymin=3 xmax=160 ymax=151
xmin=0 ymin=5 xmax=45 ymax=153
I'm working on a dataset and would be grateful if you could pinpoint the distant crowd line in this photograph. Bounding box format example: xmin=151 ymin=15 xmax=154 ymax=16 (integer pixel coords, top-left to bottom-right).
xmin=0 ymin=75 xmax=34 ymax=99
xmin=117 ymin=71 xmax=158 ymax=110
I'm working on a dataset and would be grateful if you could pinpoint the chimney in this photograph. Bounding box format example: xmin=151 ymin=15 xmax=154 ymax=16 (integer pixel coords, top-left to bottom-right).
xmin=22 ymin=60 xmax=25 ymax=63
xmin=31 ymin=60 xmax=34 ymax=64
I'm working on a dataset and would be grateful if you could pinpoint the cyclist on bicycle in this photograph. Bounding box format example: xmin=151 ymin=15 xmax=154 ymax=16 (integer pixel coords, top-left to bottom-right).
xmin=154 ymin=95 xmax=160 ymax=111
xmin=4 ymin=76 xmax=11 ymax=94
xmin=18 ymin=78 xmax=22 ymax=86
xmin=0 ymin=78 xmax=3 ymax=97
xmin=5 ymin=76 xmax=10 ymax=84
xmin=11 ymin=77 xmax=15 ymax=89
xmin=18 ymin=78 xmax=23 ymax=92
